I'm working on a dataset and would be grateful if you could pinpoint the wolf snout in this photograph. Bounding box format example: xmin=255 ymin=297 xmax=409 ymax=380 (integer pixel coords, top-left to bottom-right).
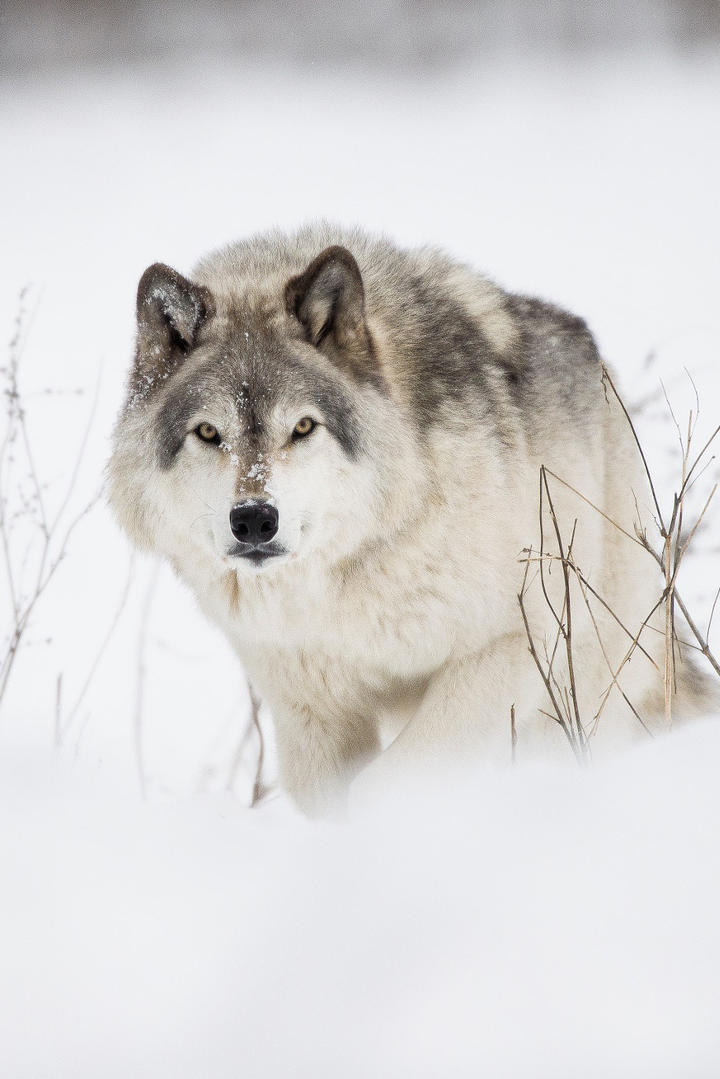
xmin=229 ymin=501 xmax=279 ymax=545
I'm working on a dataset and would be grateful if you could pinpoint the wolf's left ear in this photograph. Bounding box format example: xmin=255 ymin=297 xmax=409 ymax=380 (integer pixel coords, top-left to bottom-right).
xmin=134 ymin=263 xmax=215 ymax=389
xmin=285 ymin=246 xmax=379 ymax=383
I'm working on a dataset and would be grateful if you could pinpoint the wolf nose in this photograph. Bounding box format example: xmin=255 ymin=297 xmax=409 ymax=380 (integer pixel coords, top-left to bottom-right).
xmin=229 ymin=501 xmax=279 ymax=545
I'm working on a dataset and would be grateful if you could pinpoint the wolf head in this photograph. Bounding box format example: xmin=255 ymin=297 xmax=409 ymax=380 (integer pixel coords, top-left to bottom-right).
xmin=109 ymin=243 xmax=421 ymax=578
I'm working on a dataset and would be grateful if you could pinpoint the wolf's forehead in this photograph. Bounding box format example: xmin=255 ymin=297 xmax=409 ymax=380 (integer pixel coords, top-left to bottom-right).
xmin=203 ymin=333 xmax=301 ymax=418
xmin=167 ymin=357 xmax=287 ymax=434
xmin=203 ymin=325 xmax=356 ymax=424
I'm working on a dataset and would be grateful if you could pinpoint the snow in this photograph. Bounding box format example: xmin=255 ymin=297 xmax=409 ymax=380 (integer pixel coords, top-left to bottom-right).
xmin=3 ymin=726 xmax=720 ymax=1078
xmin=1 ymin=47 xmax=719 ymax=1077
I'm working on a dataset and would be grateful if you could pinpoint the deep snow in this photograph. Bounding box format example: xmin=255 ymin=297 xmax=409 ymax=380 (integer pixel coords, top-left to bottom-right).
xmin=1 ymin=49 xmax=719 ymax=1077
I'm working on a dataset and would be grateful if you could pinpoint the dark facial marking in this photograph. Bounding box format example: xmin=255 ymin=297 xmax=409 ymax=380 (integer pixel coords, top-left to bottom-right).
xmin=155 ymin=372 xmax=221 ymax=469
xmin=215 ymin=325 xmax=363 ymax=460
xmin=153 ymin=327 xmax=363 ymax=469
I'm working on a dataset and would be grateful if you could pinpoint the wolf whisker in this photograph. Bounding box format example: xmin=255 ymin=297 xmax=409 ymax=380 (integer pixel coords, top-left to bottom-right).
xmin=189 ymin=511 xmax=214 ymax=535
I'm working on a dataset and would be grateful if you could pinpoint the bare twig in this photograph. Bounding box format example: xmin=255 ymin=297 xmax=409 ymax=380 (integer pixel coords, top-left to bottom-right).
xmin=674 ymin=485 xmax=717 ymax=572
xmin=133 ymin=569 xmax=159 ymax=799
xmin=591 ymin=591 xmax=666 ymax=733
xmin=224 ymin=709 xmax=256 ymax=793
xmin=222 ymin=677 xmax=270 ymax=806
xmin=58 ymin=556 xmax=135 ymax=748
xmin=0 ymin=293 xmax=103 ymax=714
xmin=248 ymin=680 xmax=266 ymax=808
xmin=602 ymin=364 xmax=666 ymax=532
xmin=518 ymin=487 xmax=589 ymax=765
xmin=663 ymin=529 xmax=674 ymax=728
xmin=673 ymin=590 xmax=720 ymax=680
xmin=518 ymin=573 xmax=581 ymax=759
xmin=49 ymin=363 xmax=103 ymax=536
xmin=682 ymin=423 xmax=720 ymax=496
xmin=543 ymin=468 xmax=647 ymax=552
xmin=510 ymin=703 xmax=517 ymax=764
xmin=541 ymin=469 xmax=585 ymax=749
xmin=0 ymin=486 xmax=103 ymax=706
xmin=54 ymin=673 xmax=63 ymax=751
xmin=570 ymin=554 xmax=654 ymax=738
xmin=707 ymin=586 xmax=720 ymax=644
xmin=519 ymin=549 xmax=660 ymax=670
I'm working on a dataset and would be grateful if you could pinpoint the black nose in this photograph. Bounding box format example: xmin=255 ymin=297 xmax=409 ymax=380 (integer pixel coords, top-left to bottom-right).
xmin=229 ymin=501 xmax=279 ymax=545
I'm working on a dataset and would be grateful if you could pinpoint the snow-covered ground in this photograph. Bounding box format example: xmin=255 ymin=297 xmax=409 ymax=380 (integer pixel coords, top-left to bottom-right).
xmin=3 ymin=724 xmax=720 ymax=1078
xmin=1 ymin=49 xmax=719 ymax=1077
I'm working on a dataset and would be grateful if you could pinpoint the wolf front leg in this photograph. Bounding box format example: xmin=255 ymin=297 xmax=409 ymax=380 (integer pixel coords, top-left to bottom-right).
xmin=351 ymin=635 xmax=563 ymax=806
xmin=272 ymin=702 xmax=381 ymax=817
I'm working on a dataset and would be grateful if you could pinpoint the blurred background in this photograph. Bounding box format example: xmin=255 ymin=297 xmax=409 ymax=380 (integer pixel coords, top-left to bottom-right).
xmin=3 ymin=0 xmax=720 ymax=71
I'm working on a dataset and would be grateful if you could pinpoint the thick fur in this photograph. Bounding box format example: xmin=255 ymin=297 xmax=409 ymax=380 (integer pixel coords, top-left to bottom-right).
xmin=109 ymin=224 xmax=712 ymax=815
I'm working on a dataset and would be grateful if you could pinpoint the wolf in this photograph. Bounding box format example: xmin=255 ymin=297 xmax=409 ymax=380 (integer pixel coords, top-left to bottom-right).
xmin=109 ymin=223 xmax=709 ymax=815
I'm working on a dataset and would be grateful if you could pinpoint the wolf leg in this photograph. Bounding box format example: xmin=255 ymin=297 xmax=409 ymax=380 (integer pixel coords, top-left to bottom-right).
xmin=273 ymin=704 xmax=380 ymax=817
xmin=350 ymin=635 xmax=566 ymax=804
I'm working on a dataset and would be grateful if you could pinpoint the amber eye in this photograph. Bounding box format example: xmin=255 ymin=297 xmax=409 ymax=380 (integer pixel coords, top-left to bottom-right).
xmin=292 ymin=417 xmax=316 ymax=440
xmin=196 ymin=422 xmax=220 ymax=443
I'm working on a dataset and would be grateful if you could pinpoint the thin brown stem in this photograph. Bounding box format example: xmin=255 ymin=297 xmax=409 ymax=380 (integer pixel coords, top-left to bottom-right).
xmin=510 ymin=703 xmax=517 ymax=764
xmin=571 ymin=560 xmax=653 ymax=738
xmin=541 ymin=468 xmax=586 ymax=752
xmin=674 ymin=590 xmax=720 ymax=680
xmin=707 ymin=586 xmax=720 ymax=644
xmin=543 ymin=468 xmax=648 ymax=552
xmin=248 ymin=680 xmax=266 ymax=807
xmin=602 ymin=364 xmax=666 ymax=534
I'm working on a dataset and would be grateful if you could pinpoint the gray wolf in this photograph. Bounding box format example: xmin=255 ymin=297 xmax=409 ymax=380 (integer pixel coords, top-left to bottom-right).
xmin=109 ymin=224 xmax=708 ymax=814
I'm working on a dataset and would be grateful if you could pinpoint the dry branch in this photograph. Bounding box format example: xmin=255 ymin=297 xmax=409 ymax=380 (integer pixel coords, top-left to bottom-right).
xmin=520 ymin=364 xmax=719 ymax=758
xmin=518 ymin=473 xmax=590 ymax=765
xmin=248 ymin=680 xmax=266 ymax=807
xmin=0 ymin=289 xmax=103 ymax=713
xmin=510 ymin=703 xmax=517 ymax=764
xmin=602 ymin=364 xmax=720 ymax=723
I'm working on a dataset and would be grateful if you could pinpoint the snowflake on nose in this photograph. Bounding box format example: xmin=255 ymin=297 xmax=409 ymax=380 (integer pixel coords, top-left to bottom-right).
xmin=246 ymin=457 xmax=268 ymax=485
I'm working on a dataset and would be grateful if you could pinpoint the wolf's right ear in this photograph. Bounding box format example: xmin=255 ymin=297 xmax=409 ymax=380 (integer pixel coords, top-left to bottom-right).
xmin=134 ymin=263 xmax=215 ymax=391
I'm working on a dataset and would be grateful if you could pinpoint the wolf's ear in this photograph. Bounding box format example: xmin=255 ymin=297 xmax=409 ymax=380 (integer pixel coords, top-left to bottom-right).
xmin=285 ymin=246 xmax=379 ymax=383
xmin=134 ymin=263 xmax=215 ymax=389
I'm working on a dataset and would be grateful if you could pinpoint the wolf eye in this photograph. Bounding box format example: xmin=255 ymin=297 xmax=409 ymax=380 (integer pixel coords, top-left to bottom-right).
xmin=292 ymin=417 xmax=316 ymax=440
xmin=196 ymin=422 xmax=220 ymax=444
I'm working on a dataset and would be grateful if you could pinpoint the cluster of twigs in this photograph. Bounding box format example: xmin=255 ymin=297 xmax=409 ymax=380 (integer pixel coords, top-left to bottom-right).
xmin=518 ymin=469 xmax=588 ymax=762
xmin=517 ymin=365 xmax=720 ymax=758
xmin=613 ymin=368 xmax=720 ymax=687
xmin=0 ymin=289 xmax=102 ymax=712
